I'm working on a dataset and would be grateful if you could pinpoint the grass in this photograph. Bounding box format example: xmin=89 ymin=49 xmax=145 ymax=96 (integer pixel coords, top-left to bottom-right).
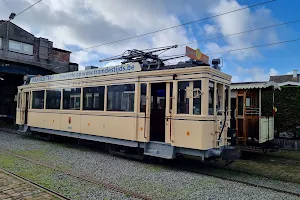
xmin=227 ymin=158 xmax=300 ymax=184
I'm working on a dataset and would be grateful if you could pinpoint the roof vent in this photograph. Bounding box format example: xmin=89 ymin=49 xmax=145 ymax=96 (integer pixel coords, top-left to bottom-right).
xmin=212 ymin=58 xmax=221 ymax=70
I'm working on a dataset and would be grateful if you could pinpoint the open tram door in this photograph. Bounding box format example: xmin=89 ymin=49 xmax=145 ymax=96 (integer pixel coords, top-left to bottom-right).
xmin=19 ymin=90 xmax=30 ymax=126
xmin=148 ymin=82 xmax=173 ymax=143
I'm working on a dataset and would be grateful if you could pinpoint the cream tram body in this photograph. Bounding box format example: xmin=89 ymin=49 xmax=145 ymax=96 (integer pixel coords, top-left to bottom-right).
xmin=16 ymin=62 xmax=238 ymax=160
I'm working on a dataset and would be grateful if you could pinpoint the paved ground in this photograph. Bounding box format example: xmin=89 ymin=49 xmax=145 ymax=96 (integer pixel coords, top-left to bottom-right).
xmin=0 ymin=128 xmax=299 ymax=200
xmin=0 ymin=169 xmax=59 ymax=200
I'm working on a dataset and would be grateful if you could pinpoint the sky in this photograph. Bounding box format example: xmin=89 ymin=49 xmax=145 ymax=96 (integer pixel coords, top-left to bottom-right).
xmin=0 ymin=0 xmax=299 ymax=82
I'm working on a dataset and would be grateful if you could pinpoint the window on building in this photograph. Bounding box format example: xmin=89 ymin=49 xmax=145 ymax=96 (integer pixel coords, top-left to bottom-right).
xmin=177 ymin=81 xmax=189 ymax=114
xmin=46 ymin=90 xmax=61 ymax=109
xmin=107 ymin=84 xmax=135 ymax=112
xmin=193 ymin=80 xmax=201 ymax=115
xmin=32 ymin=91 xmax=45 ymax=109
xmin=9 ymin=40 xmax=33 ymax=55
xmin=246 ymin=97 xmax=251 ymax=107
xmin=209 ymin=81 xmax=215 ymax=115
xmin=140 ymin=84 xmax=147 ymax=112
xmin=22 ymin=43 xmax=33 ymax=55
xmin=238 ymin=96 xmax=244 ymax=116
xmin=9 ymin=40 xmax=21 ymax=52
xmin=83 ymin=86 xmax=105 ymax=110
xmin=63 ymin=88 xmax=81 ymax=110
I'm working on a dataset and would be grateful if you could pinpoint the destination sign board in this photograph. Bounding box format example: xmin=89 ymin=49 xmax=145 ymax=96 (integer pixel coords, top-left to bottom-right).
xmin=186 ymin=46 xmax=209 ymax=64
xmin=30 ymin=62 xmax=142 ymax=84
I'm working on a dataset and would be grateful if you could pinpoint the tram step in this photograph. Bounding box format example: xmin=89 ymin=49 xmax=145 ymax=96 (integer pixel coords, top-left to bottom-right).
xmin=18 ymin=125 xmax=28 ymax=133
xmin=144 ymin=141 xmax=175 ymax=159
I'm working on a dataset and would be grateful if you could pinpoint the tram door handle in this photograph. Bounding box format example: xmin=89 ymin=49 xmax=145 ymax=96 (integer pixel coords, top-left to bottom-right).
xmin=166 ymin=116 xmax=170 ymax=125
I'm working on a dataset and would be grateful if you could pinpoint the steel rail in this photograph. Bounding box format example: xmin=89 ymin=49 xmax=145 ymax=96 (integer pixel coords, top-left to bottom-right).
xmin=0 ymin=166 xmax=71 ymax=200
xmin=0 ymin=146 xmax=152 ymax=200
xmin=0 ymin=128 xmax=299 ymax=198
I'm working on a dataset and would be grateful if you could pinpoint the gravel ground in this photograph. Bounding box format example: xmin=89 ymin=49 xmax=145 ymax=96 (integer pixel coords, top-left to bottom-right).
xmin=0 ymin=129 xmax=299 ymax=200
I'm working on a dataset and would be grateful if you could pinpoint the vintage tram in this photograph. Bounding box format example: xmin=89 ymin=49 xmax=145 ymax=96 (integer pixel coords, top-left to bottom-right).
xmin=16 ymin=46 xmax=240 ymax=161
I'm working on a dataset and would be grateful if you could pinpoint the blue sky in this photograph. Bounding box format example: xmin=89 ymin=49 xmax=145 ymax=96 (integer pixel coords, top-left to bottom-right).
xmin=0 ymin=0 xmax=299 ymax=82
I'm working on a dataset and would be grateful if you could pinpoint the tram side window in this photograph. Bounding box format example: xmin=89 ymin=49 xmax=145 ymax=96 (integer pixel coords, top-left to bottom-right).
xmin=83 ymin=86 xmax=105 ymax=110
xmin=225 ymin=86 xmax=229 ymax=111
xmin=208 ymin=81 xmax=215 ymax=115
xmin=140 ymin=84 xmax=147 ymax=112
xmin=63 ymin=88 xmax=81 ymax=110
xmin=46 ymin=90 xmax=61 ymax=109
xmin=107 ymin=84 xmax=135 ymax=112
xmin=193 ymin=80 xmax=201 ymax=115
xmin=32 ymin=91 xmax=45 ymax=109
xmin=177 ymin=81 xmax=189 ymax=114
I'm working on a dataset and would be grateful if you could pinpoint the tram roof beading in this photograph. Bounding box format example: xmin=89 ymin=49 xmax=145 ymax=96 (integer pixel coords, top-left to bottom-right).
xmin=29 ymin=62 xmax=142 ymax=84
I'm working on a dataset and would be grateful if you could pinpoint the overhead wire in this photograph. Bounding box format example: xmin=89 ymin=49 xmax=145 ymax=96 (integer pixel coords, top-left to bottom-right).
xmin=73 ymin=0 xmax=275 ymax=53
xmin=89 ymin=18 xmax=300 ymax=64
xmin=160 ymin=38 xmax=300 ymax=58
xmin=0 ymin=0 xmax=42 ymax=27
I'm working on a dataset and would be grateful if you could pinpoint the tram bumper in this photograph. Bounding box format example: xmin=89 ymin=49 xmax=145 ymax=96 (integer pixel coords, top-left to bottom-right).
xmin=220 ymin=146 xmax=241 ymax=161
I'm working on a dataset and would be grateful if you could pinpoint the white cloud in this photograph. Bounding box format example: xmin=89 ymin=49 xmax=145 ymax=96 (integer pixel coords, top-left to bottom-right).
xmin=204 ymin=24 xmax=218 ymax=35
xmin=233 ymin=66 xmax=278 ymax=82
xmin=203 ymin=0 xmax=280 ymax=61
xmin=3 ymin=0 xmax=206 ymax=68
xmin=0 ymin=0 xmax=282 ymax=70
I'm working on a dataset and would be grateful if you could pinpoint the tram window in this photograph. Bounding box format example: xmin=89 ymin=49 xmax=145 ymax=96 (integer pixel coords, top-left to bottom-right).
xmin=193 ymin=80 xmax=201 ymax=115
xmin=46 ymin=90 xmax=61 ymax=109
xmin=140 ymin=84 xmax=147 ymax=112
xmin=63 ymin=88 xmax=81 ymax=110
xmin=170 ymin=82 xmax=173 ymax=110
xmin=225 ymin=86 xmax=229 ymax=111
xmin=107 ymin=84 xmax=135 ymax=112
xmin=177 ymin=81 xmax=189 ymax=114
xmin=83 ymin=86 xmax=105 ymax=110
xmin=208 ymin=81 xmax=215 ymax=115
xmin=216 ymin=83 xmax=224 ymax=115
xmin=32 ymin=91 xmax=45 ymax=109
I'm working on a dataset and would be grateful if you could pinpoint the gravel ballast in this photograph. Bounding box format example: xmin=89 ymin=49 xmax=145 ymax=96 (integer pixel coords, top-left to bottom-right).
xmin=0 ymin=129 xmax=299 ymax=200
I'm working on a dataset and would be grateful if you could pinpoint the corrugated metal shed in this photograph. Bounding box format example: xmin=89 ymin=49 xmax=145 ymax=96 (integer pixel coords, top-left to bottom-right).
xmin=231 ymin=81 xmax=281 ymax=90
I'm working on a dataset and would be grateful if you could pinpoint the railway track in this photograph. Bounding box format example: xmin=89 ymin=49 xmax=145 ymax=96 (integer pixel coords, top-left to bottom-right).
xmin=0 ymin=166 xmax=71 ymax=200
xmin=1 ymin=128 xmax=300 ymax=198
xmin=168 ymin=160 xmax=300 ymax=197
xmin=0 ymin=147 xmax=152 ymax=200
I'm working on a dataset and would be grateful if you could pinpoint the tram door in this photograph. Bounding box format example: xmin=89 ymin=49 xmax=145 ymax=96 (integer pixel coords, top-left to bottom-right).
xmin=149 ymin=82 xmax=166 ymax=142
xmin=20 ymin=91 xmax=30 ymax=125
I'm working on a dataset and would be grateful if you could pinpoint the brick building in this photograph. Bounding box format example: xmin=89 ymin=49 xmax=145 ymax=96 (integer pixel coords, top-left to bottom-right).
xmin=0 ymin=20 xmax=78 ymax=123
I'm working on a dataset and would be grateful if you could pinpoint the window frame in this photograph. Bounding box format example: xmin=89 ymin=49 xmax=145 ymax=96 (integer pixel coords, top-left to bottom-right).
xmin=139 ymin=83 xmax=147 ymax=113
xmin=177 ymin=81 xmax=190 ymax=114
xmin=83 ymin=86 xmax=105 ymax=111
xmin=107 ymin=84 xmax=135 ymax=112
xmin=46 ymin=89 xmax=62 ymax=110
xmin=62 ymin=87 xmax=82 ymax=110
xmin=8 ymin=39 xmax=33 ymax=55
xmin=31 ymin=90 xmax=45 ymax=109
